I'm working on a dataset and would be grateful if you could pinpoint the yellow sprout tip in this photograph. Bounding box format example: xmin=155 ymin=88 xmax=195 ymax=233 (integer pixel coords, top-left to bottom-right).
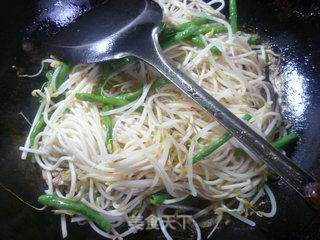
xmin=31 ymin=90 xmax=38 ymax=97
xmin=50 ymin=61 xmax=62 ymax=69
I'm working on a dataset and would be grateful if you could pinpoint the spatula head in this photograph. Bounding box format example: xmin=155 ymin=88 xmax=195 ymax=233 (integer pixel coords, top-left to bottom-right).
xmin=44 ymin=0 xmax=163 ymax=64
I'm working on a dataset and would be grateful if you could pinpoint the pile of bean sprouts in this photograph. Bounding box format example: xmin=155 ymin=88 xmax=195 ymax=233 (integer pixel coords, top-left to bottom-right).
xmin=20 ymin=0 xmax=284 ymax=239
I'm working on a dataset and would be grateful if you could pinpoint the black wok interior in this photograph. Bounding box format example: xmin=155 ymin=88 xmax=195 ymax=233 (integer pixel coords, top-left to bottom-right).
xmin=0 ymin=0 xmax=320 ymax=239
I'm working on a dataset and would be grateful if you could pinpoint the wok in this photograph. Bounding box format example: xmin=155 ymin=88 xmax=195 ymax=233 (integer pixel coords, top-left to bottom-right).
xmin=0 ymin=0 xmax=319 ymax=239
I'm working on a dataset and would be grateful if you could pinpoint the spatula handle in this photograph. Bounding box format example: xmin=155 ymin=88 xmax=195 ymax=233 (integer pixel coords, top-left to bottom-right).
xmin=304 ymin=182 xmax=320 ymax=214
